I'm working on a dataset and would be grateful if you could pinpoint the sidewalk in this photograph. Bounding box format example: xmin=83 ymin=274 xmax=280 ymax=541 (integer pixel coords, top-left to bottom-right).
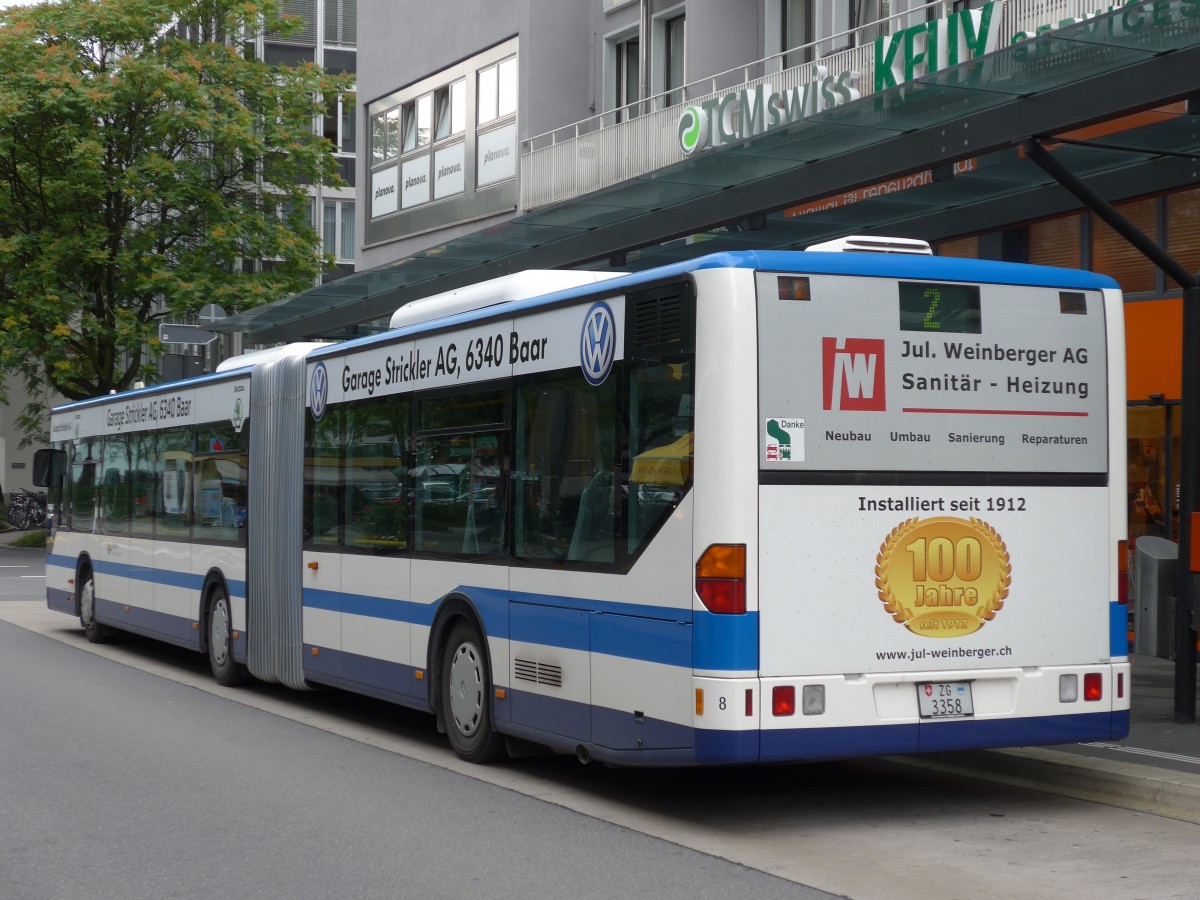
xmin=891 ymin=654 xmax=1200 ymax=824
xmin=0 ymin=527 xmax=35 ymax=546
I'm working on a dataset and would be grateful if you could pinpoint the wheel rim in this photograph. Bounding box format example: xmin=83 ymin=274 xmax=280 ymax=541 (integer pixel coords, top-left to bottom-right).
xmin=210 ymin=595 xmax=231 ymax=666
xmin=80 ymin=579 xmax=95 ymax=627
xmin=447 ymin=640 xmax=484 ymax=737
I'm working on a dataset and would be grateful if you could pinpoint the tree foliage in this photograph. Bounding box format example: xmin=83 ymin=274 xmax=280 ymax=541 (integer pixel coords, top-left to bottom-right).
xmin=0 ymin=0 xmax=351 ymax=438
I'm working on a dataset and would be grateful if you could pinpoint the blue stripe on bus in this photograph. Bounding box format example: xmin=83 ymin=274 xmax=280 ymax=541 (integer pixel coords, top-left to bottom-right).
xmin=303 ymin=585 xmax=711 ymax=668
xmin=303 ymin=588 xmax=422 ymax=625
xmin=508 ymin=590 xmax=688 ymax=624
xmin=50 ymin=369 xmax=249 ymax=414
xmin=695 ymin=610 xmax=758 ymax=671
xmin=1110 ymin=601 xmax=1129 ymax=658
xmin=49 ymin=555 xmax=246 ymax=599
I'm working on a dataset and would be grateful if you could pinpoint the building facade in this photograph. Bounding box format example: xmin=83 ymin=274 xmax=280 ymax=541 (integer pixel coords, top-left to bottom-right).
xmin=343 ymin=0 xmax=1198 ymax=550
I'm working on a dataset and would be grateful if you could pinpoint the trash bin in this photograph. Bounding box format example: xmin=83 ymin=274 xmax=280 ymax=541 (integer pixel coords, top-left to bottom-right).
xmin=1133 ymin=535 xmax=1176 ymax=659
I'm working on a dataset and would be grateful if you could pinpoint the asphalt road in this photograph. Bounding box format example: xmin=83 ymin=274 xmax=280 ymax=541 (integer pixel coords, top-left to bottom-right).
xmin=4 ymin=559 xmax=1200 ymax=899
xmin=0 ymin=546 xmax=45 ymax=602
xmin=0 ymin=619 xmax=833 ymax=900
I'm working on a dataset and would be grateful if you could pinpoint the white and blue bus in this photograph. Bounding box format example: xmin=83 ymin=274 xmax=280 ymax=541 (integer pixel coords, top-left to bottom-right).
xmin=37 ymin=240 xmax=1131 ymax=765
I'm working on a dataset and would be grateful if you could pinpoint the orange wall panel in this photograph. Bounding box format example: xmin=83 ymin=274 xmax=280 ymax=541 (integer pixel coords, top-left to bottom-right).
xmin=1124 ymin=298 xmax=1182 ymax=401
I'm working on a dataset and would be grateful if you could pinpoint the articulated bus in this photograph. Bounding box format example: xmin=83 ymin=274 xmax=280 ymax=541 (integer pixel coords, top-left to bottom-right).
xmin=37 ymin=241 xmax=1130 ymax=765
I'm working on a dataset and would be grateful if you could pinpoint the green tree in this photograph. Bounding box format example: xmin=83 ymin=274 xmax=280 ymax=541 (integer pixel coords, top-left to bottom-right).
xmin=0 ymin=0 xmax=351 ymax=441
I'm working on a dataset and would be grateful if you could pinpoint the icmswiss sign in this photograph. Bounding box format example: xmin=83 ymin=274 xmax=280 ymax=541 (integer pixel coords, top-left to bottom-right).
xmin=678 ymin=3 xmax=1004 ymax=155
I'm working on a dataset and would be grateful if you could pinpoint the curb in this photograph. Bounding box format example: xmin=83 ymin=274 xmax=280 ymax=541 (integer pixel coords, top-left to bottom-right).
xmin=886 ymin=746 xmax=1200 ymax=825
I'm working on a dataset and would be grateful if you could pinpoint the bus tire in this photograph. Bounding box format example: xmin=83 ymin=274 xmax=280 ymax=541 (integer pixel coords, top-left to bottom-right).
xmin=79 ymin=569 xmax=108 ymax=644
xmin=440 ymin=619 xmax=506 ymax=764
xmin=206 ymin=585 xmax=246 ymax=687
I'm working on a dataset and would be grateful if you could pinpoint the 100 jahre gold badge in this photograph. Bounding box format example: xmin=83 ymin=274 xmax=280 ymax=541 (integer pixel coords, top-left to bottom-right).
xmin=875 ymin=517 xmax=1011 ymax=638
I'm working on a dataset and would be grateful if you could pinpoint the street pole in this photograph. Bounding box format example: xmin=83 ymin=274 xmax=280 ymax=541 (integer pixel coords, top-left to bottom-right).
xmin=1021 ymin=140 xmax=1199 ymax=721
xmin=1176 ymin=283 xmax=1199 ymax=724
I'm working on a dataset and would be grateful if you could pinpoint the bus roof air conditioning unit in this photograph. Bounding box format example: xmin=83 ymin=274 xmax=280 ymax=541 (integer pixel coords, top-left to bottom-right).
xmin=806 ymin=235 xmax=933 ymax=255
xmin=390 ymin=270 xmax=623 ymax=329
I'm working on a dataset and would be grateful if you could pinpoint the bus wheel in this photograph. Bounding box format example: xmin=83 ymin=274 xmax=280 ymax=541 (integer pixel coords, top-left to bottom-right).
xmin=79 ymin=570 xmax=108 ymax=644
xmin=440 ymin=620 xmax=506 ymax=764
xmin=207 ymin=586 xmax=246 ymax=687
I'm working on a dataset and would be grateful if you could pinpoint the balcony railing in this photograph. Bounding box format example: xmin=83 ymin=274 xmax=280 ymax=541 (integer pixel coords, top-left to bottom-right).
xmin=520 ymin=0 xmax=1119 ymax=210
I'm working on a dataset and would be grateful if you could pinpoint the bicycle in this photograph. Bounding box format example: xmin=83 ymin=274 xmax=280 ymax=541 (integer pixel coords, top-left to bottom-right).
xmin=6 ymin=489 xmax=46 ymax=530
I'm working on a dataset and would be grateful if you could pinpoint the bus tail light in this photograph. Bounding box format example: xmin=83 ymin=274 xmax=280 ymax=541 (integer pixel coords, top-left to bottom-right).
xmin=1084 ymin=673 xmax=1103 ymax=701
xmin=772 ymin=686 xmax=795 ymax=716
xmin=696 ymin=544 xmax=746 ymax=614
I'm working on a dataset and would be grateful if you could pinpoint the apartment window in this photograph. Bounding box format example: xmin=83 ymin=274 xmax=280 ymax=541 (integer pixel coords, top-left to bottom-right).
xmin=324 ymin=0 xmax=357 ymax=44
xmin=782 ymin=0 xmax=813 ymax=66
xmin=370 ymin=108 xmax=400 ymax=164
xmin=324 ymin=94 xmax=356 ymax=154
xmin=371 ymin=114 xmax=385 ymax=164
xmin=435 ymin=79 xmax=466 ymax=141
xmin=614 ymin=37 xmax=639 ymax=119
xmin=845 ymin=0 xmax=885 ymax=46
xmin=323 ymin=200 xmax=355 ymax=262
xmin=478 ymin=56 xmax=516 ymax=125
xmin=265 ymin=0 xmax=317 ymax=45
xmin=664 ymin=15 xmax=685 ymax=106
xmin=403 ymin=94 xmax=432 ymax=153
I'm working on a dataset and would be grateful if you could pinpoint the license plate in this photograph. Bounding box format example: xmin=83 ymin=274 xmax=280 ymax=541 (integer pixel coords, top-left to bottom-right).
xmin=917 ymin=681 xmax=974 ymax=719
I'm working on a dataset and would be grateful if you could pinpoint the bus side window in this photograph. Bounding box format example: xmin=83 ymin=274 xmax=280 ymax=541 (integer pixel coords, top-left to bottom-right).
xmin=627 ymin=359 xmax=693 ymax=554
xmin=100 ymin=432 xmax=131 ymax=537
xmin=515 ymin=373 xmax=618 ymax=565
xmin=305 ymin=406 xmax=343 ymax=548
xmin=194 ymin=423 xmax=249 ymax=547
xmin=343 ymin=398 xmax=408 ymax=555
xmin=131 ymin=432 xmax=156 ymax=541
xmin=70 ymin=438 xmax=99 ymax=533
xmin=414 ymin=389 xmax=507 ymax=558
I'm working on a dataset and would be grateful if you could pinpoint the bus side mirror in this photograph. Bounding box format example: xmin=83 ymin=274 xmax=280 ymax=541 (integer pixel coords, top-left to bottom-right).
xmin=32 ymin=448 xmax=67 ymax=488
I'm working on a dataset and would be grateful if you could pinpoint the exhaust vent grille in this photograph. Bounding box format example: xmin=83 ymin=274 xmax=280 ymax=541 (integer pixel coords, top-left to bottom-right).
xmin=514 ymin=658 xmax=563 ymax=688
xmin=631 ymin=292 xmax=685 ymax=350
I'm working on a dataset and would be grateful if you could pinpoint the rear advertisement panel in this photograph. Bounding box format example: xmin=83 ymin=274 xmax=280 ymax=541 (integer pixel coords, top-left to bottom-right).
xmin=755 ymin=273 xmax=1108 ymax=472
xmin=758 ymin=483 xmax=1111 ymax=675
xmin=754 ymin=271 xmax=1112 ymax=675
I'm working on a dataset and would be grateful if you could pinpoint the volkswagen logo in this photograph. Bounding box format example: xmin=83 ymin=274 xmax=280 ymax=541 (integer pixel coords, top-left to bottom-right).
xmin=579 ymin=301 xmax=616 ymax=386
xmin=309 ymin=361 xmax=329 ymax=421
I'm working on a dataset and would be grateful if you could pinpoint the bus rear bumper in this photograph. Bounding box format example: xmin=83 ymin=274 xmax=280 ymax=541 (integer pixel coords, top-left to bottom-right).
xmin=694 ymin=710 xmax=1131 ymax=765
xmin=694 ymin=663 xmax=1132 ymax=764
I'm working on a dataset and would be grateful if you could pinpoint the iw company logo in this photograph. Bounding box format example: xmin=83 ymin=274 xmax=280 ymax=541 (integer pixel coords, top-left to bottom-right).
xmin=822 ymin=337 xmax=886 ymax=411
